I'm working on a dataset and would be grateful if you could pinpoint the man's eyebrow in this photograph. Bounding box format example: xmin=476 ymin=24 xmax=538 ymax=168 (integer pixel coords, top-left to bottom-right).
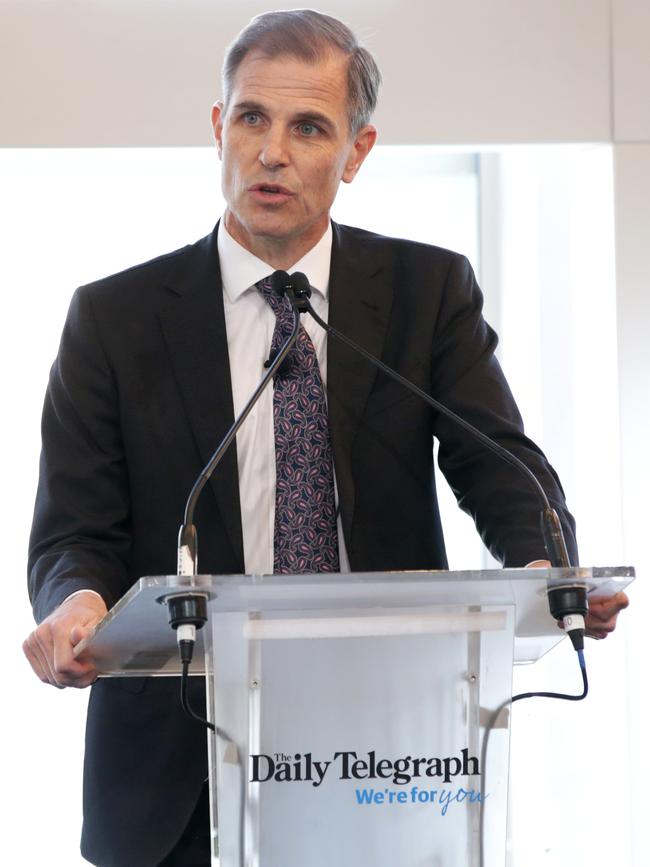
xmin=231 ymin=100 xmax=267 ymax=114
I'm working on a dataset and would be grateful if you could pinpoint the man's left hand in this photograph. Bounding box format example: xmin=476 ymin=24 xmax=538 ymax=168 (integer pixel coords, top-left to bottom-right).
xmin=580 ymin=591 xmax=629 ymax=639
xmin=527 ymin=560 xmax=629 ymax=639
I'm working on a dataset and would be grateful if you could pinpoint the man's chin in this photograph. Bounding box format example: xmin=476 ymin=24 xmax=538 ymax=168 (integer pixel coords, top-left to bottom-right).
xmin=223 ymin=205 xmax=331 ymax=263
xmin=226 ymin=211 xmax=314 ymax=247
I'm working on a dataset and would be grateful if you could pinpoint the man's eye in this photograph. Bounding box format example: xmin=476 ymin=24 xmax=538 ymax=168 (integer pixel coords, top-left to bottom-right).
xmin=298 ymin=123 xmax=318 ymax=136
xmin=243 ymin=113 xmax=260 ymax=125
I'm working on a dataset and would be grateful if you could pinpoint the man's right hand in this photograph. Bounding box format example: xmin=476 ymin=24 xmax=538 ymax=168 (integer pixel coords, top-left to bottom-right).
xmin=23 ymin=591 xmax=108 ymax=689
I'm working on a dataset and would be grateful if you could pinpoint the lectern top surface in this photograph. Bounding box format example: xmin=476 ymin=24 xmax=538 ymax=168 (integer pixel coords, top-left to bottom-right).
xmin=78 ymin=567 xmax=634 ymax=675
xmin=137 ymin=564 xmax=632 ymax=593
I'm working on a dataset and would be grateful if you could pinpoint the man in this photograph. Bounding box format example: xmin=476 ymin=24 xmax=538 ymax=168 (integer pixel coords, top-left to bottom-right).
xmin=23 ymin=9 xmax=628 ymax=867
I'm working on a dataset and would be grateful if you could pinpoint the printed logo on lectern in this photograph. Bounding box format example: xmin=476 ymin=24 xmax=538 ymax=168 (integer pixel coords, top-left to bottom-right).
xmin=248 ymin=748 xmax=487 ymax=815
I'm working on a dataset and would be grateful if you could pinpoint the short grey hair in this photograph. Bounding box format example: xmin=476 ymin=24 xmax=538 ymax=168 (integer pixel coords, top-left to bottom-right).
xmin=222 ymin=9 xmax=382 ymax=135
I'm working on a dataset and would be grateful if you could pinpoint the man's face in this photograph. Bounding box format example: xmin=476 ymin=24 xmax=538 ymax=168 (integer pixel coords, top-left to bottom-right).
xmin=212 ymin=49 xmax=376 ymax=266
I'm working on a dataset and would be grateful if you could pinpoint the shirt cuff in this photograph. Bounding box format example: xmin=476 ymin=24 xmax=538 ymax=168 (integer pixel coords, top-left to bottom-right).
xmin=62 ymin=589 xmax=105 ymax=606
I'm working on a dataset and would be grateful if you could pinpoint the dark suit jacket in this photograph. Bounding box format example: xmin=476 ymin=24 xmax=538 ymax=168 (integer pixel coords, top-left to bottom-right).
xmin=28 ymin=222 xmax=577 ymax=866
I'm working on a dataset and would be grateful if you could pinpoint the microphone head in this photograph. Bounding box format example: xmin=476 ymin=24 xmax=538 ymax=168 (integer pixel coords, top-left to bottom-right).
xmin=270 ymin=270 xmax=292 ymax=296
xmin=289 ymin=271 xmax=312 ymax=299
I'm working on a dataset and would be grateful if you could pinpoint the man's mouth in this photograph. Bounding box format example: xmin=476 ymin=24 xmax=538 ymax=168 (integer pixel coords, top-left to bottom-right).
xmin=249 ymin=183 xmax=294 ymax=200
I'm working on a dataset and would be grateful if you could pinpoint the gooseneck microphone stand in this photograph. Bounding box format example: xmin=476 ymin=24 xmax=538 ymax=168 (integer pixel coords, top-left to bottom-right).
xmin=284 ymin=271 xmax=587 ymax=642
xmin=177 ymin=275 xmax=306 ymax=578
xmin=164 ymin=271 xmax=309 ymax=728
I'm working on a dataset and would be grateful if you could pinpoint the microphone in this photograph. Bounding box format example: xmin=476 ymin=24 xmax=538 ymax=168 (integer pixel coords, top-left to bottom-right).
xmin=263 ymin=270 xmax=313 ymax=373
xmin=288 ymin=271 xmax=587 ymax=650
xmin=176 ymin=270 xmax=306 ymax=577
xmin=271 ymin=269 xmax=312 ymax=310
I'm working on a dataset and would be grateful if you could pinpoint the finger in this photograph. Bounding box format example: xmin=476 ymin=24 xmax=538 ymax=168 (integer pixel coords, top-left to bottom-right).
xmin=52 ymin=628 xmax=98 ymax=687
xmin=62 ymin=623 xmax=100 ymax=681
xmin=588 ymin=603 xmax=619 ymax=624
xmin=23 ymin=593 xmax=107 ymax=688
xmin=585 ymin=606 xmax=623 ymax=637
xmin=32 ymin=624 xmax=63 ymax=686
xmin=69 ymin=625 xmax=100 ymax=676
xmin=57 ymin=667 xmax=98 ymax=689
xmin=70 ymin=623 xmax=95 ymax=649
xmin=32 ymin=642 xmax=65 ymax=688
xmin=588 ymin=592 xmax=629 ymax=622
xmin=29 ymin=613 xmax=94 ymax=688
xmin=586 ymin=613 xmax=619 ymax=635
xmin=23 ymin=635 xmax=58 ymax=686
xmin=586 ymin=629 xmax=609 ymax=640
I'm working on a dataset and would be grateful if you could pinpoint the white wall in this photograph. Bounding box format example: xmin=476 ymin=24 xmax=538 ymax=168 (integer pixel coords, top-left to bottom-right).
xmin=1 ymin=0 xmax=611 ymax=146
xmin=611 ymin=3 xmax=650 ymax=859
xmin=613 ymin=143 xmax=650 ymax=867
xmin=613 ymin=0 xmax=650 ymax=141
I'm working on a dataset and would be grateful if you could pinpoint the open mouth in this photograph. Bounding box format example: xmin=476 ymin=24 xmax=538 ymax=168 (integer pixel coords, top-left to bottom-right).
xmin=250 ymin=183 xmax=293 ymax=198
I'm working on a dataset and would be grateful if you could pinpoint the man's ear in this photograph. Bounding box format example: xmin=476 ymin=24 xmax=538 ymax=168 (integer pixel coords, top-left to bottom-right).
xmin=211 ymin=102 xmax=224 ymax=158
xmin=342 ymin=124 xmax=377 ymax=184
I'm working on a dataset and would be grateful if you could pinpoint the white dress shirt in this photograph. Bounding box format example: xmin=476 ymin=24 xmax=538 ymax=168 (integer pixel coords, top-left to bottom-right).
xmin=218 ymin=219 xmax=350 ymax=575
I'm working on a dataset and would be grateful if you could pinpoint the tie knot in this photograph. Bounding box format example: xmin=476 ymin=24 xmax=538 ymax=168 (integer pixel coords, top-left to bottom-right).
xmin=256 ymin=275 xmax=289 ymax=319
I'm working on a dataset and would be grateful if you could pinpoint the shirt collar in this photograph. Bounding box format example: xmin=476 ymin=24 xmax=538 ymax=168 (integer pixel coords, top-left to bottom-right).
xmin=218 ymin=218 xmax=332 ymax=303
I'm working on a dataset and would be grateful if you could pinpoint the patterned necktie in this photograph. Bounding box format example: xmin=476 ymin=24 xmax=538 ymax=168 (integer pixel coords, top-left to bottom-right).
xmin=257 ymin=276 xmax=340 ymax=574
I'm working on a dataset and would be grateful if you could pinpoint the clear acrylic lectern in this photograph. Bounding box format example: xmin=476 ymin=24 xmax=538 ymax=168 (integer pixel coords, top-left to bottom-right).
xmin=84 ymin=566 xmax=634 ymax=867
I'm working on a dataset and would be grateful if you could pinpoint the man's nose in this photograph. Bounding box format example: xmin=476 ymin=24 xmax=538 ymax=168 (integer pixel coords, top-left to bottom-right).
xmin=258 ymin=126 xmax=290 ymax=169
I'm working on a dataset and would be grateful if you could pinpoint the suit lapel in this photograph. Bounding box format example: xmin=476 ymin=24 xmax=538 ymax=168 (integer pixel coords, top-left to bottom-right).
xmin=153 ymin=221 xmax=393 ymax=571
xmin=327 ymin=222 xmax=394 ymax=546
xmin=157 ymin=225 xmax=244 ymax=570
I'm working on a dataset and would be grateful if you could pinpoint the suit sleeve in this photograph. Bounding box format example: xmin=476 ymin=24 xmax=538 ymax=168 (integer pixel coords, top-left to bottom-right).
xmin=429 ymin=254 xmax=578 ymax=567
xmin=28 ymin=286 xmax=133 ymax=623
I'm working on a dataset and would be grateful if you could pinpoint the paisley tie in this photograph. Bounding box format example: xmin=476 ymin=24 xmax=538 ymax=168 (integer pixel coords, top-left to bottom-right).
xmin=256 ymin=276 xmax=340 ymax=574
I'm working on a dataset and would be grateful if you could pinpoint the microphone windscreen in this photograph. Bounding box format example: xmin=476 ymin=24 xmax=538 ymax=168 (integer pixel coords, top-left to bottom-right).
xmin=270 ymin=270 xmax=291 ymax=296
xmin=290 ymin=272 xmax=312 ymax=298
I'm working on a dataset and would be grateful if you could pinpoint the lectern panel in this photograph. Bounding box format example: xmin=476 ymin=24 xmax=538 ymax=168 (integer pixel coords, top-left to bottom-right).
xmin=210 ymin=604 xmax=516 ymax=867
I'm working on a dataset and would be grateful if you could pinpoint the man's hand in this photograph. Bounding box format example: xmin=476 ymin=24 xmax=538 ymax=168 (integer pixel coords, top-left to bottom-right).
xmin=23 ymin=591 xmax=108 ymax=688
xmin=580 ymin=591 xmax=629 ymax=639
xmin=527 ymin=559 xmax=629 ymax=639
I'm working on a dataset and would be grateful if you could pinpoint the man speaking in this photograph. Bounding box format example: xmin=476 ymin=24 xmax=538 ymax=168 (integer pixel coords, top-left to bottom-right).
xmin=23 ymin=9 xmax=628 ymax=866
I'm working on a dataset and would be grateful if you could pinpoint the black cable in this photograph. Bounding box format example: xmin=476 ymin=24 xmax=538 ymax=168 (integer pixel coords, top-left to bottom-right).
xmin=478 ymin=649 xmax=588 ymax=866
xmin=512 ymin=648 xmax=588 ymax=705
xmin=179 ymin=644 xmax=215 ymax=732
xmin=178 ymin=644 xmax=245 ymax=863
